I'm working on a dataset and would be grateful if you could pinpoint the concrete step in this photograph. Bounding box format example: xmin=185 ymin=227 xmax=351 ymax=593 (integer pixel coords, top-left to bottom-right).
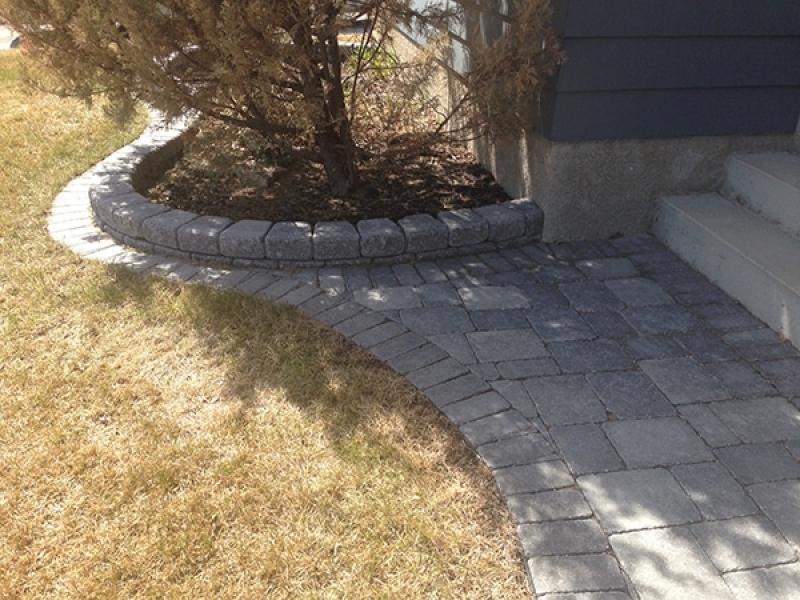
xmin=653 ymin=193 xmax=800 ymax=349
xmin=724 ymin=152 xmax=800 ymax=238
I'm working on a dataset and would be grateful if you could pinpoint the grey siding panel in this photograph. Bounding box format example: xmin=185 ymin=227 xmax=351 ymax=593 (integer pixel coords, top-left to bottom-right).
xmin=555 ymin=38 xmax=800 ymax=92
xmin=543 ymin=88 xmax=800 ymax=141
xmin=551 ymin=0 xmax=800 ymax=38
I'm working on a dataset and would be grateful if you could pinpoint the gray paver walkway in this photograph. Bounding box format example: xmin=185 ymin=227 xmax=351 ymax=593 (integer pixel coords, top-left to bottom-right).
xmin=49 ymin=155 xmax=800 ymax=599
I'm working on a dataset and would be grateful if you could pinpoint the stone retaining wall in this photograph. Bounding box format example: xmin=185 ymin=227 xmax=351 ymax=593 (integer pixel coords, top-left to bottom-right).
xmin=90 ymin=117 xmax=544 ymax=268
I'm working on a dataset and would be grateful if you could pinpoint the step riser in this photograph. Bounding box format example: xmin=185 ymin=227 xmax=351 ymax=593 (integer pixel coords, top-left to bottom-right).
xmin=724 ymin=153 xmax=800 ymax=238
xmin=654 ymin=195 xmax=800 ymax=350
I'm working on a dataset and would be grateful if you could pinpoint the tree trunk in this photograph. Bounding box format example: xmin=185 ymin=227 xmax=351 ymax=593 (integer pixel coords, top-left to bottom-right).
xmin=315 ymin=126 xmax=360 ymax=197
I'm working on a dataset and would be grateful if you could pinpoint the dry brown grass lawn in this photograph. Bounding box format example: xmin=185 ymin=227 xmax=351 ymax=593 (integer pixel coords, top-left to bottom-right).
xmin=0 ymin=52 xmax=528 ymax=599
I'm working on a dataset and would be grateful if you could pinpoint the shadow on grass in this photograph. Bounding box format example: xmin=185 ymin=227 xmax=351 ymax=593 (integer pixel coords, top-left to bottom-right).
xmin=96 ymin=264 xmax=484 ymax=477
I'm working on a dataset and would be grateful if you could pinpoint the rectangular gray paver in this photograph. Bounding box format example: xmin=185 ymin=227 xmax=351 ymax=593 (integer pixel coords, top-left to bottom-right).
xmin=428 ymin=333 xmax=477 ymax=364
xmin=621 ymin=335 xmax=686 ymax=360
xmin=437 ymin=208 xmax=488 ymax=246
xmin=747 ymin=480 xmax=800 ymax=551
xmin=640 ymin=357 xmax=731 ymax=404
xmin=350 ymin=320 xmax=407 ymax=348
xmin=579 ymin=468 xmax=700 ymax=533
xmin=525 ymin=375 xmax=607 ymax=427
xmin=406 ymin=357 xmax=468 ymax=390
xmin=333 ymin=311 xmax=385 ymax=337
xmin=526 ymin=309 xmax=595 ymax=342
xmin=715 ymin=443 xmax=800 ymax=484
xmin=610 ymin=528 xmax=735 ymax=600
xmin=440 ymin=390 xmax=510 ymax=424
xmin=459 ymin=410 xmax=532 ymax=446
xmin=386 ymin=343 xmax=449 ymax=375
xmin=491 ymin=380 xmax=538 ymax=418
xmin=507 ymin=489 xmax=593 ymax=523
xmin=413 ymin=282 xmax=461 ymax=307
xmin=671 ymin=462 xmax=757 ymax=520
xmin=518 ymin=283 xmax=570 ymax=308
xmin=677 ymin=404 xmax=741 ymax=447
xmin=587 ymin=371 xmax=675 ymax=419
xmin=353 ymin=286 xmax=422 ymax=311
xmin=477 ymin=432 xmax=554 ymax=468
xmin=492 ymin=460 xmax=575 ymax=495
xmin=367 ymin=331 xmax=427 ymax=361
xmin=399 ymin=306 xmax=475 ymax=335
xmin=709 ymin=397 xmax=800 ymax=443
xmin=559 ymin=281 xmax=625 ymax=312
xmin=724 ymin=563 xmax=800 ymax=600
xmin=690 ymin=516 xmax=795 ymax=572
xmin=673 ymin=330 xmax=738 ymax=362
xmin=517 ymin=519 xmax=608 ymax=557
xmin=471 ymin=308 xmax=531 ymax=330
xmin=315 ymin=301 xmax=365 ymax=326
xmin=457 ymin=285 xmax=530 ymax=310
xmin=497 ymin=358 xmax=560 ymax=380
xmin=576 ymin=257 xmax=639 ymax=279
xmin=706 ymin=361 xmax=777 ymax=398
xmin=622 ymin=304 xmax=702 ymax=335
xmin=467 ymin=329 xmax=547 ymax=362
xmin=582 ymin=310 xmax=637 ymax=339
xmin=604 ymin=277 xmax=675 ymax=306
xmin=528 ymin=554 xmax=627 ymax=596
xmin=425 ymin=373 xmax=491 ymax=407
xmin=603 ymin=417 xmax=713 ymax=468
xmin=550 ymin=424 xmax=624 ymax=475
xmin=549 ymin=340 xmax=634 ymax=373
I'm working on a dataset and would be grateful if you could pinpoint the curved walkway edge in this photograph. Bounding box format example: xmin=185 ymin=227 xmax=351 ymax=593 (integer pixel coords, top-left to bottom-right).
xmin=50 ymin=125 xmax=800 ymax=599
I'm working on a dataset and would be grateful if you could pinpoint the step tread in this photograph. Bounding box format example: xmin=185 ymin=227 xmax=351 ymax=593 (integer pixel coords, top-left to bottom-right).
xmin=729 ymin=152 xmax=800 ymax=190
xmin=726 ymin=152 xmax=800 ymax=237
xmin=660 ymin=193 xmax=800 ymax=291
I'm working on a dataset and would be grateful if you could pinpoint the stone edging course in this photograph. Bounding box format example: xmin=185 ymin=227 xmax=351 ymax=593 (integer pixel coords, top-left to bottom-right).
xmin=90 ymin=115 xmax=545 ymax=268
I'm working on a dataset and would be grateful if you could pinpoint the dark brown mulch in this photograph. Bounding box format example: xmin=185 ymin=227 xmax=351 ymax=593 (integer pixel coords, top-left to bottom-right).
xmin=146 ymin=122 xmax=510 ymax=225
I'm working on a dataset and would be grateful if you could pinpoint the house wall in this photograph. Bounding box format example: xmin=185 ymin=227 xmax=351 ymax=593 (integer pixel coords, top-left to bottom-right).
xmin=484 ymin=0 xmax=800 ymax=240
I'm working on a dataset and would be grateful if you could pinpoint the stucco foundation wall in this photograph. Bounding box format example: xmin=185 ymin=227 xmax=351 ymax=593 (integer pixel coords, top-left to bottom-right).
xmin=473 ymin=131 xmax=795 ymax=242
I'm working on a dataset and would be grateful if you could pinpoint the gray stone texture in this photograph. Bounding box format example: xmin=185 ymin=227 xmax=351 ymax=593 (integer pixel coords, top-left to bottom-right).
xmin=219 ymin=219 xmax=271 ymax=258
xmin=603 ymin=417 xmax=714 ymax=468
xmin=517 ymin=519 xmax=608 ymax=557
xmin=640 ymin=357 xmax=731 ymax=404
xmin=313 ymin=221 xmax=360 ymax=260
xmin=525 ymin=375 xmax=607 ymax=427
xmin=141 ymin=209 xmax=197 ymax=247
xmin=610 ymin=528 xmax=735 ymax=600
xmin=357 ymin=218 xmax=405 ymax=257
xmin=467 ymin=329 xmax=547 ymax=363
xmin=492 ymin=460 xmax=574 ymax=496
xmin=437 ymin=208 xmax=489 ymax=247
xmin=528 ymin=554 xmax=626 ymax=596
xmin=587 ymin=371 xmax=675 ymax=419
xmin=550 ymin=424 xmax=624 ymax=475
xmin=264 ymin=221 xmax=313 ymax=260
xmin=504 ymin=198 xmax=545 ymax=237
xmin=691 ymin=516 xmax=795 ymax=572
xmin=549 ymin=340 xmax=634 ymax=373
xmin=749 ymin=480 xmax=800 ymax=551
xmin=579 ymin=468 xmax=700 ymax=533
xmin=398 ymin=213 xmax=449 ymax=253
xmin=177 ymin=215 xmax=232 ymax=254
xmin=709 ymin=397 xmax=800 ymax=443
xmin=458 ymin=285 xmax=530 ymax=310
xmin=716 ymin=443 xmax=800 ymax=485
xmin=474 ymin=204 xmax=526 ymax=241
xmin=671 ymin=462 xmax=757 ymax=520
xmin=724 ymin=563 xmax=800 ymax=600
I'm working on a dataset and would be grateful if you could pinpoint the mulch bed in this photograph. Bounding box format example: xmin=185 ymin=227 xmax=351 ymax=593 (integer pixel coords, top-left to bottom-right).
xmin=146 ymin=121 xmax=511 ymax=224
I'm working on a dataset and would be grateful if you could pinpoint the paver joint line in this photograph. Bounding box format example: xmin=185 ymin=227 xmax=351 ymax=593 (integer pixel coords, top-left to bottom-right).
xmin=49 ymin=128 xmax=800 ymax=600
